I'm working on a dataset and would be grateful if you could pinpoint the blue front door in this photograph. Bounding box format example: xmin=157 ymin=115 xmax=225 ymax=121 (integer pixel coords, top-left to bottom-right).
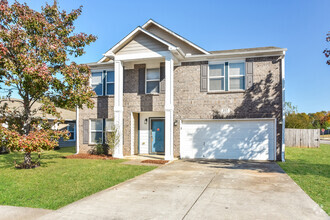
xmin=151 ymin=119 xmax=165 ymax=153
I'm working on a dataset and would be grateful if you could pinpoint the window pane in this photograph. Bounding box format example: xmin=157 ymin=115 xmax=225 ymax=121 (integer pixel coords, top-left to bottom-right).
xmin=209 ymin=78 xmax=224 ymax=91
xmin=68 ymin=123 xmax=75 ymax=132
xmin=69 ymin=131 xmax=75 ymax=140
xmin=91 ymin=72 xmax=102 ymax=84
xmin=209 ymin=64 xmax=224 ymax=77
xmin=107 ymin=83 xmax=114 ymax=95
xmin=146 ymin=68 xmax=160 ymax=80
xmin=106 ymin=120 xmax=114 ymax=131
xmin=146 ymin=81 xmax=159 ymax=93
xmin=230 ymin=77 xmax=245 ymax=90
xmin=92 ymin=84 xmax=103 ymax=96
xmin=107 ymin=71 xmax=114 ymax=82
xmin=229 ymin=63 xmax=245 ymax=76
xmin=91 ymin=120 xmax=103 ymax=131
xmin=91 ymin=132 xmax=102 ymax=143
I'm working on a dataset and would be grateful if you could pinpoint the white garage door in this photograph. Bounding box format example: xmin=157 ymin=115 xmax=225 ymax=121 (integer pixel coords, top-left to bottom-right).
xmin=180 ymin=119 xmax=276 ymax=161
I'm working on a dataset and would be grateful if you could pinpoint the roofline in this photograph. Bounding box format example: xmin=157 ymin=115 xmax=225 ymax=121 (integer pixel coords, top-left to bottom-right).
xmin=185 ymin=48 xmax=287 ymax=59
xmin=142 ymin=19 xmax=210 ymax=55
xmin=103 ymin=26 xmax=178 ymax=59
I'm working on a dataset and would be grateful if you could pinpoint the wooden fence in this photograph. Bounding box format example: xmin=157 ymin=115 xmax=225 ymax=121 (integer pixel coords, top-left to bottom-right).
xmin=285 ymin=129 xmax=320 ymax=148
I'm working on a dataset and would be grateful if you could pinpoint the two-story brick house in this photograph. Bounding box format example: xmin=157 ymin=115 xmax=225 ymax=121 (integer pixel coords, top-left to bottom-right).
xmin=77 ymin=19 xmax=286 ymax=161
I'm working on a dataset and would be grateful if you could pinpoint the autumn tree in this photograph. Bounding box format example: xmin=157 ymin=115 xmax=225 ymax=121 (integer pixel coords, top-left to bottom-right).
xmin=0 ymin=0 xmax=96 ymax=167
xmin=324 ymin=31 xmax=330 ymax=65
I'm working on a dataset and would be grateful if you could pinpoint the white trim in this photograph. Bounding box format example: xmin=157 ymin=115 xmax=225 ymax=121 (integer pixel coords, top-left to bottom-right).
xmin=145 ymin=68 xmax=160 ymax=94
xmin=114 ymin=51 xmax=169 ymax=61
xmin=142 ymin=19 xmax=210 ymax=55
xmin=281 ymin=53 xmax=286 ymax=162
xmin=130 ymin=113 xmax=135 ymax=155
xmin=104 ymin=27 xmax=177 ymax=57
xmin=89 ymin=119 xmax=103 ymax=145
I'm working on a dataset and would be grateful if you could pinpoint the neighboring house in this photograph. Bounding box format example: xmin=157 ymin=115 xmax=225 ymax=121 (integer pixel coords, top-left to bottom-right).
xmin=0 ymin=99 xmax=76 ymax=147
xmin=79 ymin=19 xmax=286 ymax=161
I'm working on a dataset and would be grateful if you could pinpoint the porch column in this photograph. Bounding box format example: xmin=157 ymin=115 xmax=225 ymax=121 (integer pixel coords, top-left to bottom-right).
xmin=165 ymin=54 xmax=174 ymax=160
xmin=114 ymin=60 xmax=124 ymax=158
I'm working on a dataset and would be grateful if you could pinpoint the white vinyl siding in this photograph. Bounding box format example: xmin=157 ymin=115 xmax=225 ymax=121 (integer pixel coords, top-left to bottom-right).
xmin=146 ymin=68 xmax=160 ymax=94
xmin=116 ymin=33 xmax=167 ymax=55
xmin=90 ymin=119 xmax=103 ymax=144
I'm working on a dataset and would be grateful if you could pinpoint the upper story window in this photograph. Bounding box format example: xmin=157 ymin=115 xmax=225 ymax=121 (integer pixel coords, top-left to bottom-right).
xmin=91 ymin=72 xmax=103 ymax=96
xmin=208 ymin=61 xmax=245 ymax=92
xmin=229 ymin=62 xmax=245 ymax=90
xmin=146 ymin=68 xmax=160 ymax=94
xmin=106 ymin=71 xmax=115 ymax=95
xmin=209 ymin=64 xmax=225 ymax=91
xmin=91 ymin=70 xmax=114 ymax=96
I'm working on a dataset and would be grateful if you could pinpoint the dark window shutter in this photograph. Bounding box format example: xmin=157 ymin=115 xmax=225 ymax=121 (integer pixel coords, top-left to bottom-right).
xmin=246 ymin=62 xmax=253 ymax=89
xmin=200 ymin=64 xmax=208 ymax=92
xmin=138 ymin=68 xmax=145 ymax=94
xmin=159 ymin=65 xmax=165 ymax=94
xmin=83 ymin=120 xmax=89 ymax=144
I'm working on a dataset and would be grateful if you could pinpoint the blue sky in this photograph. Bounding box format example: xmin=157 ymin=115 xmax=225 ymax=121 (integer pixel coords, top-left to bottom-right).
xmin=7 ymin=0 xmax=330 ymax=113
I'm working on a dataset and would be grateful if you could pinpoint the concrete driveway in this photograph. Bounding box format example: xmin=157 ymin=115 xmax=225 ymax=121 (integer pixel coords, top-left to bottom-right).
xmin=38 ymin=160 xmax=328 ymax=220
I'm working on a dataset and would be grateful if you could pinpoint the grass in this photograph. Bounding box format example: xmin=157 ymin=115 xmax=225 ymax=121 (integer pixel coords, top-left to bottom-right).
xmin=0 ymin=147 xmax=156 ymax=210
xmin=277 ymin=144 xmax=330 ymax=215
xmin=321 ymin=134 xmax=330 ymax=138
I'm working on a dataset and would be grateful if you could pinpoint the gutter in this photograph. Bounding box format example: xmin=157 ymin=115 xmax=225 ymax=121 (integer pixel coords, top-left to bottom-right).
xmin=281 ymin=52 xmax=286 ymax=162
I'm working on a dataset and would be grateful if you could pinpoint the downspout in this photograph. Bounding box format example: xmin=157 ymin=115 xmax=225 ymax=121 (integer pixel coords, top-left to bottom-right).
xmin=75 ymin=105 xmax=79 ymax=155
xmin=281 ymin=52 xmax=286 ymax=162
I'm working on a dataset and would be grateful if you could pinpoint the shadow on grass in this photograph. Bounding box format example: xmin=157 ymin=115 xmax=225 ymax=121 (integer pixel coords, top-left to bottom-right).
xmin=0 ymin=147 xmax=75 ymax=169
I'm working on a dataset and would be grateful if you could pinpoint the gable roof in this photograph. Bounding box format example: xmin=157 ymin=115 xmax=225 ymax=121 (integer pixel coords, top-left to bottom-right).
xmin=102 ymin=27 xmax=177 ymax=59
xmin=142 ymin=19 xmax=210 ymax=55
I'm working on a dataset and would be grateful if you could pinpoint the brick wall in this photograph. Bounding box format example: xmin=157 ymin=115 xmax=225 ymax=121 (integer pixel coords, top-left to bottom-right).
xmin=173 ymin=56 xmax=283 ymax=160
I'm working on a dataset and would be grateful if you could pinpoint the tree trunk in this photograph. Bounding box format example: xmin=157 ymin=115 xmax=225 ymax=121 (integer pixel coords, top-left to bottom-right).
xmin=24 ymin=152 xmax=32 ymax=165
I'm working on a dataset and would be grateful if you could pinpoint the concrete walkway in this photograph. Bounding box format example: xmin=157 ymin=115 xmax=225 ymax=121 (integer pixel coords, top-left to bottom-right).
xmin=0 ymin=206 xmax=51 ymax=220
xmin=36 ymin=160 xmax=328 ymax=220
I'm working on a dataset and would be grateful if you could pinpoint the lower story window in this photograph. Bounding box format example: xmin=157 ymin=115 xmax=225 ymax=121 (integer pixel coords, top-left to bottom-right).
xmin=67 ymin=123 xmax=75 ymax=141
xmin=90 ymin=119 xmax=103 ymax=144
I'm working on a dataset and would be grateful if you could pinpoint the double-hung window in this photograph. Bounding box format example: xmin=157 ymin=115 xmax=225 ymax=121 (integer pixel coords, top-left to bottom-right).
xmin=91 ymin=70 xmax=115 ymax=96
xmin=67 ymin=123 xmax=75 ymax=141
xmin=91 ymin=72 xmax=103 ymax=96
xmin=209 ymin=63 xmax=225 ymax=91
xmin=90 ymin=119 xmax=103 ymax=144
xmin=105 ymin=119 xmax=114 ymax=142
xmin=146 ymin=68 xmax=160 ymax=94
xmin=229 ymin=62 xmax=245 ymax=90
xmin=106 ymin=71 xmax=115 ymax=95
xmin=208 ymin=61 xmax=245 ymax=92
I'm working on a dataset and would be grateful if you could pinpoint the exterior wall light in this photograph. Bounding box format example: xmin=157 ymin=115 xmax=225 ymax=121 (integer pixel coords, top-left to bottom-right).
xmin=174 ymin=119 xmax=178 ymax=126
xmin=144 ymin=118 xmax=148 ymax=124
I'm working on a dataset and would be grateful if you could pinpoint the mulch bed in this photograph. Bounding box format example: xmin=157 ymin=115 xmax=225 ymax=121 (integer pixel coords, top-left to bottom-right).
xmin=65 ymin=154 xmax=117 ymax=160
xmin=141 ymin=160 xmax=169 ymax=164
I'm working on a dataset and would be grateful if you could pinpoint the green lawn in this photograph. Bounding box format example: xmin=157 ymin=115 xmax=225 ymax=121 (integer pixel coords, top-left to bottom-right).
xmin=278 ymin=144 xmax=330 ymax=215
xmin=0 ymin=147 xmax=156 ymax=210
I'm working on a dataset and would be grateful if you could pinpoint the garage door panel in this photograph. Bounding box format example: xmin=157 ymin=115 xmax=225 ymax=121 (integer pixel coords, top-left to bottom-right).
xmin=180 ymin=120 xmax=275 ymax=160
